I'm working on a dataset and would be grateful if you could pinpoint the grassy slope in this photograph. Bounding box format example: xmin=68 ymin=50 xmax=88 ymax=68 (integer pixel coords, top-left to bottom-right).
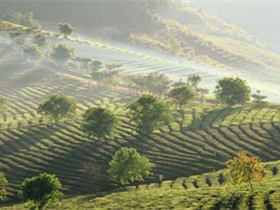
xmin=3 ymin=160 xmax=280 ymax=209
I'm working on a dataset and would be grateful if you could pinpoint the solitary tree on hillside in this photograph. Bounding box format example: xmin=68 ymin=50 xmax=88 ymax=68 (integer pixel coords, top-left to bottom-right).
xmin=187 ymin=74 xmax=201 ymax=91
xmin=59 ymin=23 xmax=74 ymax=37
xmin=107 ymin=147 xmax=155 ymax=187
xmin=0 ymin=95 xmax=8 ymax=114
xmin=127 ymin=94 xmax=173 ymax=135
xmin=197 ymin=88 xmax=209 ymax=104
xmin=251 ymin=90 xmax=268 ymax=108
xmin=226 ymin=151 xmax=265 ymax=191
xmin=18 ymin=173 xmax=63 ymax=210
xmin=214 ymin=77 xmax=251 ymax=106
xmin=50 ymin=44 xmax=75 ymax=63
xmin=82 ymin=107 xmax=119 ymax=141
xmin=129 ymin=72 xmax=171 ymax=96
xmin=0 ymin=173 xmax=8 ymax=201
xmin=38 ymin=94 xmax=77 ymax=124
xmin=167 ymin=85 xmax=196 ymax=109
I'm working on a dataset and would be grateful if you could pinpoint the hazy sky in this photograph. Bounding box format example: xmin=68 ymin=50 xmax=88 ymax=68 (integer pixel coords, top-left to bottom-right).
xmin=189 ymin=0 xmax=280 ymax=52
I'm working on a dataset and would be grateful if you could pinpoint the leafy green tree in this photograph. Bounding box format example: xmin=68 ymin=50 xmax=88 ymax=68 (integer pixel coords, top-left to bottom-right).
xmin=0 ymin=172 xmax=8 ymax=201
xmin=38 ymin=94 xmax=77 ymax=124
xmin=187 ymin=74 xmax=201 ymax=91
xmin=82 ymin=107 xmax=118 ymax=140
xmin=167 ymin=85 xmax=196 ymax=109
xmin=226 ymin=151 xmax=265 ymax=191
xmin=50 ymin=44 xmax=75 ymax=63
xmin=251 ymin=90 xmax=268 ymax=108
xmin=197 ymin=88 xmax=209 ymax=104
xmin=18 ymin=173 xmax=63 ymax=210
xmin=23 ymin=45 xmax=43 ymax=59
xmin=129 ymin=72 xmax=171 ymax=96
xmin=59 ymin=23 xmax=74 ymax=37
xmin=107 ymin=147 xmax=155 ymax=186
xmin=0 ymin=95 xmax=8 ymax=113
xmin=127 ymin=94 xmax=173 ymax=135
xmin=214 ymin=77 xmax=251 ymax=106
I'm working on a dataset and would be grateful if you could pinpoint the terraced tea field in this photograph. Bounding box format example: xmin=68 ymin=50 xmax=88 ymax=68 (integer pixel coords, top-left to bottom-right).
xmin=3 ymin=160 xmax=280 ymax=209
xmin=1 ymin=21 xmax=280 ymax=204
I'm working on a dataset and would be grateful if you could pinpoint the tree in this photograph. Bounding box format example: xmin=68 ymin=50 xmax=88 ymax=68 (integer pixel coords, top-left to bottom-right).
xmin=23 ymin=45 xmax=43 ymax=59
xmin=50 ymin=44 xmax=75 ymax=63
xmin=127 ymin=94 xmax=173 ymax=135
xmin=107 ymin=147 xmax=155 ymax=186
xmin=251 ymin=90 xmax=268 ymax=108
xmin=197 ymin=88 xmax=209 ymax=104
xmin=18 ymin=173 xmax=63 ymax=210
xmin=167 ymin=85 xmax=196 ymax=109
xmin=226 ymin=151 xmax=265 ymax=191
xmin=38 ymin=94 xmax=77 ymax=124
xmin=129 ymin=72 xmax=171 ymax=96
xmin=81 ymin=107 xmax=118 ymax=140
xmin=214 ymin=77 xmax=251 ymax=106
xmin=187 ymin=74 xmax=201 ymax=91
xmin=58 ymin=23 xmax=74 ymax=37
xmin=0 ymin=95 xmax=8 ymax=113
xmin=0 ymin=172 xmax=8 ymax=201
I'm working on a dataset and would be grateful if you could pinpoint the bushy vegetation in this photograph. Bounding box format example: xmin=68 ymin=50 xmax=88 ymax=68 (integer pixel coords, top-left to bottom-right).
xmin=107 ymin=147 xmax=155 ymax=186
xmin=81 ymin=107 xmax=119 ymax=140
xmin=127 ymin=94 xmax=173 ymax=135
xmin=18 ymin=173 xmax=63 ymax=210
xmin=38 ymin=94 xmax=77 ymax=124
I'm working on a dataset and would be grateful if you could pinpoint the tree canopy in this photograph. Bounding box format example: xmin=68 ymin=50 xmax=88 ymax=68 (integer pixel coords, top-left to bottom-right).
xmin=107 ymin=147 xmax=155 ymax=186
xmin=167 ymin=85 xmax=196 ymax=108
xmin=38 ymin=94 xmax=77 ymax=124
xmin=81 ymin=107 xmax=119 ymax=140
xmin=214 ymin=77 xmax=251 ymax=106
xmin=127 ymin=94 xmax=173 ymax=135
xmin=129 ymin=72 xmax=171 ymax=95
xmin=50 ymin=44 xmax=75 ymax=62
xmin=59 ymin=23 xmax=74 ymax=36
xmin=18 ymin=173 xmax=63 ymax=210
xmin=226 ymin=151 xmax=265 ymax=191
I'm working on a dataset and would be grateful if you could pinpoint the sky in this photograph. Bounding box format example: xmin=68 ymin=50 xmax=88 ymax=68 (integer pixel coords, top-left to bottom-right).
xmin=188 ymin=0 xmax=280 ymax=53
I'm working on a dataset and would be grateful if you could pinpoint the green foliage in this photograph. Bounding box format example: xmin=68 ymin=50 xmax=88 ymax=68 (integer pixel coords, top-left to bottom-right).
xmin=81 ymin=107 xmax=119 ymax=140
xmin=23 ymin=45 xmax=43 ymax=59
xmin=226 ymin=151 xmax=265 ymax=191
xmin=127 ymin=94 xmax=173 ymax=135
xmin=252 ymin=90 xmax=268 ymax=108
xmin=187 ymin=74 xmax=201 ymax=90
xmin=167 ymin=85 xmax=196 ymax=108
xmin=0 ymin=94 xmax=8 ymax=113
xmin=107 ymin=147 xmax=155 ymax=185
xmin=50 ymin=44 xmax=75 ymax=62
xmin=18 ymin=173 xmax=63 ymax=210
xmin=128 ymin=72 xmax=171 ymax=95
xmin=59 ymin=23 xmax=74 ymax=36
xmin=214 ymin=77 xmax=251 ymax=106
xmin=0 ymin=172 xmax=8 ymax=201
xmin=38 ymin=94 xmax=77 ymax=124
